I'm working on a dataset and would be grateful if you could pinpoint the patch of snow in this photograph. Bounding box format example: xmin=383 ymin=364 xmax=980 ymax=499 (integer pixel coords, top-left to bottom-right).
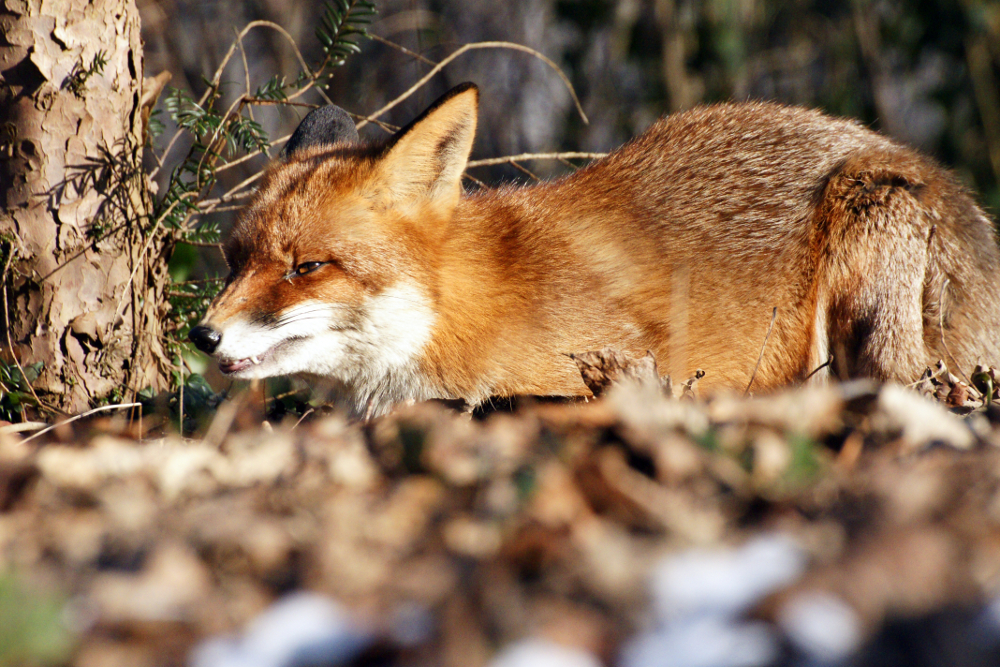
xmin=621 ymin=617 xmax=779 ymax=667
xmin=189 ymin=592 xmax=371 ymax=667
xmin=488 ymin=639 xmax=602 ymax=667
xmin=651 ymin=534 xmax=807 ymax=622
xmin=778 ymin=592 xmax=861 ymax=663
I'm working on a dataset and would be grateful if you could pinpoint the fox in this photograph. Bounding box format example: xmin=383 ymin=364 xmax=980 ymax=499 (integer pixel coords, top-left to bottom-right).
xmin=189 ymin=83 xmax=1000 ymax=417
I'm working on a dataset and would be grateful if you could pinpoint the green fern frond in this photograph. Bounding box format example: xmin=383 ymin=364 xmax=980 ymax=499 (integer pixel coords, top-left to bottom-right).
xmin=228 ymin=117 xmax=270 ymax=155
xmin=185 ymin=222 xmax=221 ymax=245
xmin=147 ymin=109 xmax=165 ymax=141
xmin=317 ymin=0 xmax=377 ymax=69
xmin=254 ymin=75 xmax=289 ymax=101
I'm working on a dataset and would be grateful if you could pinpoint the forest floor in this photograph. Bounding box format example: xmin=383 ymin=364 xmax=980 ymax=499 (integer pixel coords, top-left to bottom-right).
xmin=2 ymin=357 xmax=1000 ymax=667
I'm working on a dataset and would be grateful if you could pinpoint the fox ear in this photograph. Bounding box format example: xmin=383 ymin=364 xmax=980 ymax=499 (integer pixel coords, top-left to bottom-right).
xmin=283 ymin=105 xmax=359 ymax=157
xmin=376 ymin=83 xmax=478 ymax=212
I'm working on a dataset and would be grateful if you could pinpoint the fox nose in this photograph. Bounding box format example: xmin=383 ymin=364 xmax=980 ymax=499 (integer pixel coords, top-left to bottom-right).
xmin=189 ymin=325 xmax=221 ymax=354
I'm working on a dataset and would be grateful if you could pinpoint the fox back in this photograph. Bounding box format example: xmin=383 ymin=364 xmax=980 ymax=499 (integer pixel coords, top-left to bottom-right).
xmin=190 ymin=83 xmax=1000 ymax=416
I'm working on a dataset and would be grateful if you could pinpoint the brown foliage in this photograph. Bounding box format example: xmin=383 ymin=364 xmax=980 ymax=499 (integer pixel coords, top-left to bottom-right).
xmin=1 ymin=368 xmax=999 ymax=664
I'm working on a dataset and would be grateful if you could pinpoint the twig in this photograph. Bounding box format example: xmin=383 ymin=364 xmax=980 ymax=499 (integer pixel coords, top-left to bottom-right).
xmin=208 ymin=21 xmax=331 ymax=107
xmin=176 ymin=277 xmax=226 ymax=285
xmin=461 ymin=173 xmax=487 ymax=188
xmin=369 ymin=33 xmax=437 ymax=66
xmin=937 ymin=278 xmax=971 ymax=384
xmin=509 ymin=161 xmax=541 ymax=181
xmin=236 ymin=26 xmax=255 ymax=125
xmin=293 ymin=408 xmax=315 ymax=430
xmin=355 ymin=41 xmax=589 ymax=130
xmin=269 ymin=388 xmax=308 ymax=402
xmin=0 ymin=421 xmax=47 ymax=435
xmin=19 ymin=403 xmax=143 ymax=445
xmin=178 ymin=354 xmax=185 ymax=434
xmin=151 ymin=19 xmax=333 ymax=180
xmin=194 ymin=93 xmax=251 ymax=189
xmin=907 ymin=361 xmax=949 ymax=389
xmin=745 ymin=307 xmax=778 ymax=396
xmin=804 ymin=354 xmax=834 ymax=382
xmin=467 ymin=152 xmax=606 ymax=168
xmin=199 ymin=204 xmax=247 ymax=214
xmin=198 ymin=170 xmax=265 ymax=211
xmin=112 ymin=206 xmax=171 ymax=324
xmin=175 ymin=240 xmax=224 ymax=249
xmin=346 ymin=112 xmax=398 ymax=134
xmin=167 ymin=290 xmax=218 ymax=298
xmin=243 ymin=97 xmax=320 ymax=108
xmin=925 ymin=227 xmax=971 ymax=383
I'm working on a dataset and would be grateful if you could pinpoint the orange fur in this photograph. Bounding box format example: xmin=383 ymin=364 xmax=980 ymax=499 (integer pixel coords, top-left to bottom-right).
xmin=193 ymin=84 xmax=1000 ymax=414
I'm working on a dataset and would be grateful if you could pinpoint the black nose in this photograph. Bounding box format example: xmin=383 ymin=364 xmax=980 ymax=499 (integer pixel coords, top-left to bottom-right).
xmin=189 ymin=325 xmax=221 ymax=354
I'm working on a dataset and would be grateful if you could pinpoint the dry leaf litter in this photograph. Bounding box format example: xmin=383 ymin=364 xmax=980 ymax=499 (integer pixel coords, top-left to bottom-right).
xmin=1 ymin=352 xmax=1000 ymax=667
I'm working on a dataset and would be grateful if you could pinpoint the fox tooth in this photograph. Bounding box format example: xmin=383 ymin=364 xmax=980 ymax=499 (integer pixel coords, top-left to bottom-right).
xmin=251 ymin=356 xmax=261 ymax=365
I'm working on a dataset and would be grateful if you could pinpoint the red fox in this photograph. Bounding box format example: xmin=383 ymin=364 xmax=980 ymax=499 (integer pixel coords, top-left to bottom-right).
xmin=189 ymin=83 xmax=1000 ymax=416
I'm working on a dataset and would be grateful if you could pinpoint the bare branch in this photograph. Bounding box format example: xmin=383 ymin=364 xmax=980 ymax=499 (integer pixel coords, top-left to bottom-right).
xmin=355 ymin=41 xmax=588 ymax=130
xmin=151 ymin=19 xmax=335 ymax=179
xmin=20 ymin=402 xmax=143 ymax=445
xmin=467 ymin=152 xmax=606 ymax=168
xmin=243 ymin=98 xmax=320 ymax=108
xmin=369 ymin=32 xmax=437 ymax=66
xmin=176 ymin=240 xmax=224 ymax=249
xmin=461 ymin=173 xmax=488 ymax=188
xmin=236 ymin=26 xmax=254 ymax=125
xmin=216 ymin=133 xmax=292 ymax=174
xmin=509 ymin=161 xmax=541 ymax=181
xmin=198 ymin=171 xmax=264 ymax=213
xmin=347 ymin=112 xmax=398 ymax=134
xmin=745 ymin=307 xmax=778 ymax=396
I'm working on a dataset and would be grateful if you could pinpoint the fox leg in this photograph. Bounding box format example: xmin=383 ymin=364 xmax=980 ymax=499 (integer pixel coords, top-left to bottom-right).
xmin=815 ymin=152 xmax=934 ymax=383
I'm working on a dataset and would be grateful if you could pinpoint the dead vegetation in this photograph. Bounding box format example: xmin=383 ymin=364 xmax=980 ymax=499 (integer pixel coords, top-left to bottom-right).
xmin=1 ymin=354 xmax=1000 ymax=666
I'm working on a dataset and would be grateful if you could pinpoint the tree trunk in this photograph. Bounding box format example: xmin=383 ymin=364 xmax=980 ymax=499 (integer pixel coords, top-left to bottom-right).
xmin=0 ymin=0 xmax=172 ymax=414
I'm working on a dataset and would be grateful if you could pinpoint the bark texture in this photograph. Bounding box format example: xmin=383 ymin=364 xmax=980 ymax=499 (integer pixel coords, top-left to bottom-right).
xmin=0 ymin=0 xmax=172 ymax=412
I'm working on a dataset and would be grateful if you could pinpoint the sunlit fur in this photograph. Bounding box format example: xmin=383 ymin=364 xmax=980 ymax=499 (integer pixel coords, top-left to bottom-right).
xmin=199 ymin=84 xmax=1000 ymax=416
xmin=211 ymin=285 xmax=436 ymax=415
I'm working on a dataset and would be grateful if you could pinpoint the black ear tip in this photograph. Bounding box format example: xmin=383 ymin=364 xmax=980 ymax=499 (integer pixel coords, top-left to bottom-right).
xmin=443 ymin=82 xmax=479 ymax=105
xmin=283 ymin=105 xmax=359 ymax=157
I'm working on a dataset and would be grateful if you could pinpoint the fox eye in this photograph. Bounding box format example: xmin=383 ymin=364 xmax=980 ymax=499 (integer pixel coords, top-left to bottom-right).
xmin=294 ymin=261 xmax=325 ymax=276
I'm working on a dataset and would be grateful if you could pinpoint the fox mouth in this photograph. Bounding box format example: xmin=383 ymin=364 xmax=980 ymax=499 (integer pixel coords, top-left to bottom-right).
xmin=218 ymin=351 xmax=270 ymax=375
xmin=216 ymin=336 xmax=307 ymax=375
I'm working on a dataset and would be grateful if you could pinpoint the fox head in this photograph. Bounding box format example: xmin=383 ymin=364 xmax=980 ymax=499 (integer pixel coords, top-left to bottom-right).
xmin=189 ymin=84 xmax=479 ymax=411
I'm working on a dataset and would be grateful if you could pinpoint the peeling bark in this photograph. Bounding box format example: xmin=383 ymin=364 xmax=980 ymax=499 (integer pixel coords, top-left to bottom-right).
xmin=1 ymin=0 xmax=172 ymax=413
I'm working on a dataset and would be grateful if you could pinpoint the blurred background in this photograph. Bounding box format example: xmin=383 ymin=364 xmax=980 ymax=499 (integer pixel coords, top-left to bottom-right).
xmin=138 ymin=0 xmax=1000 ymax=276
